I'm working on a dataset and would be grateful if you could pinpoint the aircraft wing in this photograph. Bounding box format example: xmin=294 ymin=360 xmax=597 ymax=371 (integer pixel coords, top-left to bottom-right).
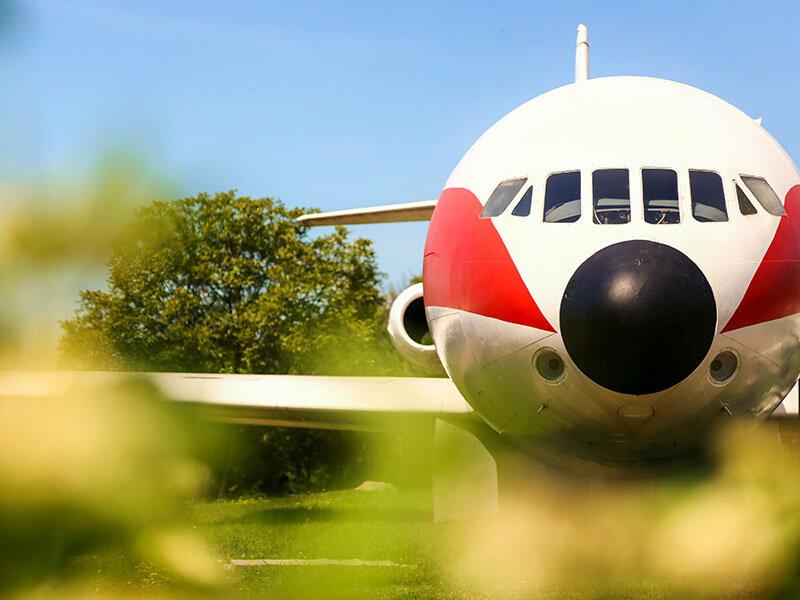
xmin=296 ymin=200 xmax=437 ymax=227
xmin=0 ymin=371 xmax=473 ymax=432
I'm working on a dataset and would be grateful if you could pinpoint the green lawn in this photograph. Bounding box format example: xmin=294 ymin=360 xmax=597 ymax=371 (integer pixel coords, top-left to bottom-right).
xmin=57 ymin=488 xmax=469 ymax=600
xmin=192 ymin=489 xmax=450 ymax=599
xmin=55 ymin=488 xmax=702 ymax=600
xmin=42 ymin=471 xmax=800 ymax=600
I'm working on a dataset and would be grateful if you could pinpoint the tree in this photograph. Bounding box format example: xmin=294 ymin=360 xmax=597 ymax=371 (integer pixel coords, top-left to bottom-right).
xmin=60 ymin=190 xmax=399 ymax=376
xmin=60 ymin=191 xmax=412 ymax=495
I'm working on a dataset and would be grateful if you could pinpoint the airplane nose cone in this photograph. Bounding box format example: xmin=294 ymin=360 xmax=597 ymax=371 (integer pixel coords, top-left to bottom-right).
xmin=560 ymin=240 xmax=716 ymax=395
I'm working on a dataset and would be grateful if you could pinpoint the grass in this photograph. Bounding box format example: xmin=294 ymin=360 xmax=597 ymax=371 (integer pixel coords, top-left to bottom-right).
xmin=53 ymin=488 xmax=700 ymax=600
xmin=192 ymin=488 xmax=449 ymax=599
xmin=54 ymin=488 xmax=466 ymax=600
xmin=34 ymin=421 xmax=800 ymax=600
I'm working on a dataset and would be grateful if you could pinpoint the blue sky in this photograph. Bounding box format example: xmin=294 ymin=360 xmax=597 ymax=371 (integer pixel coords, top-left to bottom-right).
xmin=2 ymin=0 xmax=799 ymax=285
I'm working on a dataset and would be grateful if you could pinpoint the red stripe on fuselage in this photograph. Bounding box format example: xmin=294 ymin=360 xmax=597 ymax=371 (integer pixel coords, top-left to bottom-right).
xmin=422 ymin=187 xmax=555 ymax=331
xmin=721 ymin=185 xmax=800 ymax=332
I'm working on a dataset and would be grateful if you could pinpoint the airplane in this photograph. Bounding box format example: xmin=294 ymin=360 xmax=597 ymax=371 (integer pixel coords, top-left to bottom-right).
xmin=6 ymin=25 xmax=800 ymax=518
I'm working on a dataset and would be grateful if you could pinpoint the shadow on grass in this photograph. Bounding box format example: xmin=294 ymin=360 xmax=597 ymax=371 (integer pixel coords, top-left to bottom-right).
xmin=232 ymin=506 xmax=432 ymax=526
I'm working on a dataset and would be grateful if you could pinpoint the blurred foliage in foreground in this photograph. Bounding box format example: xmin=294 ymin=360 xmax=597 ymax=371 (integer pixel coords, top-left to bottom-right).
xmin=447 ymin=422 xmax=800 ymax=599
xmin=0 ymin=154 xmax=171 ymax=367
xmin=0 ymin=374 xmax=223 ymax=596
xmin=58 ymin=190 xmax=421 ymax=496
xmin=7 ymin=407 xmax=800 ymax=599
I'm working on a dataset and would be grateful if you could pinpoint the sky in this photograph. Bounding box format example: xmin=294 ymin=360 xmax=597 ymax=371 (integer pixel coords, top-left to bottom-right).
xmin=2 ymin=0 xmax=800 ymax=286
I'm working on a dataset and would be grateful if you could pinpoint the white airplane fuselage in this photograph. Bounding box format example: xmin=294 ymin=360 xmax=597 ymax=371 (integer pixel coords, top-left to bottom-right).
xmin=422 ymin=75 xmax=800 ymax=468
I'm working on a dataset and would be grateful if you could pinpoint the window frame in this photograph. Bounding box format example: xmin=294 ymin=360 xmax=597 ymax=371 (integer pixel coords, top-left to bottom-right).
xmin=739 ymin=174 xmax=787 ymax=217
xmin=591 ymin=168 xmax=631 ymax=225
xmin=734 ymin=180 xmax=758 ymax=216
xmin=689 ymin=169 xmax=729 ymax=223
xmin=641 ymin=167 xmax=681 ymax=225
xmin=480 ymin=177 xmax=528 ymax=219
xmin=511 ymin=185 xmax=533 ymax=217
xmin=543 ymin=169 xmax=582 ymax=224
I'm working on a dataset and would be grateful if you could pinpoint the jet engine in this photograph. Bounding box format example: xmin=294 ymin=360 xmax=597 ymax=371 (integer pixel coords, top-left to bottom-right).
xmin=387 ymin=283 xmax=443 ymax=375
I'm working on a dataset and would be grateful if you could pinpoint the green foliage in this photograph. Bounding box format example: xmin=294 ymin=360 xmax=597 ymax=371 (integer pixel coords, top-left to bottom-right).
xmin=59 ymin=191 xmax=416 ymax=495
xmin=60 ymin=190 xmax=397 ymax=375
xmin=209 ymin=426 xmax=372 ymax=497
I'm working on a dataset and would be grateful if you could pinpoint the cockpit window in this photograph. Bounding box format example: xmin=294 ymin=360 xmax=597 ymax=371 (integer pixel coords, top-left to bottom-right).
xmin=642 ymin=168 xmax=679 ymax=224
xmin=741 ymin=176 xmax=787 ymax=216
xmin=480 ymin=178 xmax=527 ymax=218
xmin=690 ymin=170 xmax=728 ymax=222
xmin=544 ymin=171 xmax=581 ymax=223
xmin=736 ymin=183 xmax=757 ymax=215
xmin=592 ymin=169 xmax=630 ymax=224
xmin=511 ymin=186 xmax=533 ymax=216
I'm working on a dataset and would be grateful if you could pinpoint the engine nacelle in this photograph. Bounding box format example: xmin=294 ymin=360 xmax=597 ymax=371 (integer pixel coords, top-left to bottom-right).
xmin=387 ymin=283 xmax=443 ymax=375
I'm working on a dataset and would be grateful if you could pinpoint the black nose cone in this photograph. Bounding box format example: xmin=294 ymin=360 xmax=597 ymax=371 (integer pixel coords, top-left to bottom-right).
xmin=560 ymin=240 xmax=716 ymax=395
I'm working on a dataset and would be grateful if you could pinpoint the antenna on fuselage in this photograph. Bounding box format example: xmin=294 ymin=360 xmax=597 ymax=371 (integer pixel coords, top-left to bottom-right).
xmin=575 ymin=24 xmax=590 ymax=83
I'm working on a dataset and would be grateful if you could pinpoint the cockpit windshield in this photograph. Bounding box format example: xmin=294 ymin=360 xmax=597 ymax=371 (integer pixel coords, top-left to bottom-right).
xmin=544 ymin=171 xmax=581 ymax=223
xmin=642 ymin=169 xmax=680 ymax=224
xmin=593 ymin=169 xmax=630 ymax=224
xmin=741 ymin=176 xmax=787 ymax=216
xmin=736 ymin=183 xmax=757 ymax=215
xmin=690 ymin=170 xmax=728 ymax=222
xmin=481 ymin=169 xmax=781 ymax=224
xmin=481 ymin=178 xmax=526 ymax=218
